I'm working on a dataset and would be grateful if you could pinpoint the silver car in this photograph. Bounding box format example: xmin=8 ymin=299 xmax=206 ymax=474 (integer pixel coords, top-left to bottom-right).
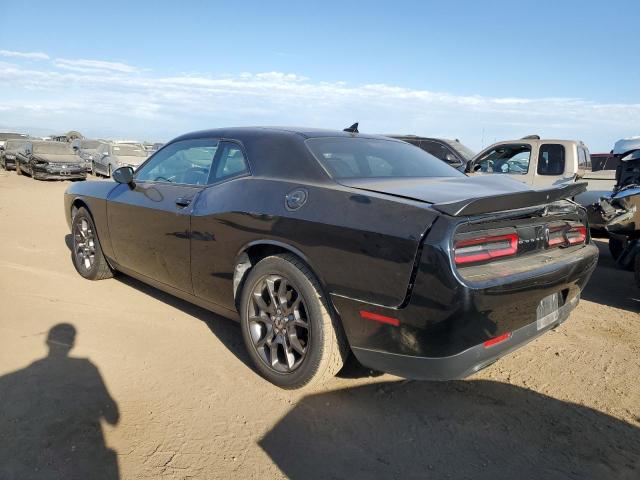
xmin=92 ymin=143 xmax=148 ymax=177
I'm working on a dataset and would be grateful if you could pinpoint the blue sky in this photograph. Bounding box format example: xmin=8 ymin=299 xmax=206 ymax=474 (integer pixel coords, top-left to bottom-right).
xmin=0 ymin=0 xmax=638 ymax=151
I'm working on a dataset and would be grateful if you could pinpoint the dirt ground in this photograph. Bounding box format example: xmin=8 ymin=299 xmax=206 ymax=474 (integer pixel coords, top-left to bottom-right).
xmin=0 ymin=171 xmax=638 ymax=480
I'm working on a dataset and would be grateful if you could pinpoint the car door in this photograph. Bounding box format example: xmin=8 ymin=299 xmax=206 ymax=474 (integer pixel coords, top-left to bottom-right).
xmin=106 ymin=138 xmax=219 ymax=293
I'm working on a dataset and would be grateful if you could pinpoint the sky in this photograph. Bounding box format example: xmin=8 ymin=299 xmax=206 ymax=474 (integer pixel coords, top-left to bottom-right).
xmin=0 ymin=0 xmax=638 ymax=152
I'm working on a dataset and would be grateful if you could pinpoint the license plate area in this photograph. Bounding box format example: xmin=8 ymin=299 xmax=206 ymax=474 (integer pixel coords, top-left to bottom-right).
xmin=536 ymin=292 xmax=560 ymax=330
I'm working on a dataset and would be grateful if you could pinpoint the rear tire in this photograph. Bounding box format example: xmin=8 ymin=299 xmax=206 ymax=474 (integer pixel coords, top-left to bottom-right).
xmin=239 ymin=253 xmax=348 ymax=389
xmin=71 ymin=207 xmax=113 ymax=280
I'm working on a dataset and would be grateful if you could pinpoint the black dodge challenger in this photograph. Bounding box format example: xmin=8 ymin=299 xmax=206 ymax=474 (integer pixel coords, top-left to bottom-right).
xmin=64 ymin=127 xmax=598 ymax=388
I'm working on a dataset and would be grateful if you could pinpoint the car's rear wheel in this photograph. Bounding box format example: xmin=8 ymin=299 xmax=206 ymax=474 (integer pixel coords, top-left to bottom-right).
xmin=71 ymin=207 xmax=113 ymax=280
xmin=239 ymin=254 xmax=348 ymax=389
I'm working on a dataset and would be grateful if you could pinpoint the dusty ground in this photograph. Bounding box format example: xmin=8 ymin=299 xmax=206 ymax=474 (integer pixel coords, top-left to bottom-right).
xmin=0 ymin=171 xmax=638 ymax=480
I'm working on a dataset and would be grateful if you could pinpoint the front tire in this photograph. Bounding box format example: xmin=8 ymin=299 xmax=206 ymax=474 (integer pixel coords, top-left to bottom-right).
xmin=239 ymin=254 xmax=348 ymax=389
xmin=71 ymin=207 xmax=113 ymax=280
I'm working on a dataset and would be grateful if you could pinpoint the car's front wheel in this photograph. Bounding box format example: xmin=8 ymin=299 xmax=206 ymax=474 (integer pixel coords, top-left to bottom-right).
xmin=239 ymin=254 xmax=348 ymax=389
xmin=71 ymin=207 xmax=114 ymax=280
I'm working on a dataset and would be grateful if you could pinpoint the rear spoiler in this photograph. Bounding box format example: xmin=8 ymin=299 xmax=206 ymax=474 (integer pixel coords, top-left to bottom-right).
xmin=432 ymin=182 xmax=588 ymax=217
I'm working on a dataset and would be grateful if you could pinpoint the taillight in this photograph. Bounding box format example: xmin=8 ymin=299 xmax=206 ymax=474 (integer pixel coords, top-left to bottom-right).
xmin=454 ymin=232 xmax=519 ymax=265
xmin=547 ymin=223 xmax=587 ymax=248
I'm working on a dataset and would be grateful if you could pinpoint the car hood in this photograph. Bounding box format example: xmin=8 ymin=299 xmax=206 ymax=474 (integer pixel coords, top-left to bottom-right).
xmin=340 ymin=175 xmax=531 ymax=204
xmin=340 ymin=176 xmax=586 ymax=216
xmin=33 ymin=154 xmax=81 ymax=164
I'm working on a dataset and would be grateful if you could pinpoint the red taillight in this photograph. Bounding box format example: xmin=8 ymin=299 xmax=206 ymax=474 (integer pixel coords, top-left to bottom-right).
xmin=483 ymin=332 xmax=512 ymax=348
xmin=548 ymin=223 xmax=587 ymax=248
xmin=566 ymin=225 xmax=587 ymax=245
xmin=454 ymin=233 xmax=518 ymax=265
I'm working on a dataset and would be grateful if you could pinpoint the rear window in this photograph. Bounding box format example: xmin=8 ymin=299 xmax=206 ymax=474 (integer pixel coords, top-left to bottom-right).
xmin=538 ymin=144 xmax=565 ymax=175
xmin=306 ymin=137 xmax=463 ymax=179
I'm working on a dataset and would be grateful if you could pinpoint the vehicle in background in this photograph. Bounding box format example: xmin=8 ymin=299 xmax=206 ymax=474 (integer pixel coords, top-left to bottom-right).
xmin=0 ymin=132 xmax=29 ymax=150
xmin=0 ymin=139 xmax=28 ymax=170
xmin=390 ymin=135 xmax=474 ymax=171
xmin=64 ymin=126 xmax=596 ymax=389
xmin=597 ymin=149 xmax=640 ymax=285
xmin=590 ymin=153 xmax=620 ymax=172
xmin=76 ymin=139 xmax=108 ymax=172
xmin=15 ymin=141 xmax=86 ymax=180
xmin=92 ymin=142 xmax=148 ymax=177
xmin=467 ymin=136 xmax=616 ymax=213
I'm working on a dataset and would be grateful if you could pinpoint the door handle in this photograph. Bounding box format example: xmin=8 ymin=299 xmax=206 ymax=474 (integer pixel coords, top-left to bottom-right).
xmin=175 ymin=196 xmax=193 ymax=207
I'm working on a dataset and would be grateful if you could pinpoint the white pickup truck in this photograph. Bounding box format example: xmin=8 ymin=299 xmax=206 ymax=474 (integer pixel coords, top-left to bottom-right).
xmin=467 ymin=136 xmax=616 ymax=210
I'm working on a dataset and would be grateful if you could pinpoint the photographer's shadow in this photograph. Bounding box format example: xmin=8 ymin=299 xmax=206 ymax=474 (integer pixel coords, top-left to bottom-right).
xmin=0 ymin=323 xmax=120 ymax=480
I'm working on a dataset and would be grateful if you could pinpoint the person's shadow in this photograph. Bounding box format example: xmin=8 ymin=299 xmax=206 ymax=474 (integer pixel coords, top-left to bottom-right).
xmin=0 ymin=323 xmax=120 ymax=480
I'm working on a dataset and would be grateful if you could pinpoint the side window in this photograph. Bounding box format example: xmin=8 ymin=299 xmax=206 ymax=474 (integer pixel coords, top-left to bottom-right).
xmin=578 ymin=147 xmax=591 ymax=170
xmin=136 ymin=138 xmax=219 ymax=185
xmin=538 ymin=144 xmax=565 ymax=176
xmin=212 ymin=142 xmax=249 ymax=181
xmin=475 ymin=144 xmax=531 ymax=174
xmin=420 ymin=140 xmax=450 ymax=162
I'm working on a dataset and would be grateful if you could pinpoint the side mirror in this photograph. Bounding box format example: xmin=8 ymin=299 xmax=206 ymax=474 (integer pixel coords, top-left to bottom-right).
xmin=113 ymin=166 xmax=135 ymax=186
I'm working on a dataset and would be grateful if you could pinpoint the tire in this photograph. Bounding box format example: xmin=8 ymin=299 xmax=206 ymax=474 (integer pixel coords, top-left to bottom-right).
xmin=71 ymin=207 xmax=113 ymax=280
xmin=609 ymin=237 xmax=624 ymax=260
xmin=239 ymin=253 xmax=348 ymax=389
xmin=16 ymin=163 xmax=22 ymax=175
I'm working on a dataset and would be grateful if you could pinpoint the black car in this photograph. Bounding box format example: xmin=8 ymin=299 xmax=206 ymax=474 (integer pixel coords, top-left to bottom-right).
xmin=390 ymin=135 xmax=475 ymax=171
xmin=0 ymin=139 xmax=27 ymax=170
xmin=16 ymin=141 xmax=87 ymax=180
xmin=64 ymin=126 xmax=597 ymax=389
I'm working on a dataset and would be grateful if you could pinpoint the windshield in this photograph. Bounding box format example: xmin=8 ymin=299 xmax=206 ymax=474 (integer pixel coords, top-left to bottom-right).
xmin=113 ymin=145 xmax=147 ymax=157
xmin=5 ymin=140 xmax=25 ymax=150
xmin=306 ymin=137 xmax=463 ymax=179
xmin=33 ymin=142 xmax=75 ymax=154
xmin=442 ymin=139 xmax=475 ymax=161
xmin=81 ymin=140 xmax=102 ymax=150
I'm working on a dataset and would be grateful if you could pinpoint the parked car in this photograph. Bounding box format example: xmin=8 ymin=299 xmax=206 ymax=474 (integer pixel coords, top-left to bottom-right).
xmin=64 ymin=126 xmax=597 ymax=389
xmin=16 ymin=141 xmax=86 ymax=180
xmin=468 ymin=136 xmax=616 ymax=216
xmin=0 ymin=132 xmax=29 ymax=150
xmin=76 ymin=139 xmax=107 ymax=172
xmin=390 ymin=135 xmax=475 ymax=171
xmin=92 ymin=143 xmax=147 ymax=177
xmin=597 ymin=149 xmax=640 ymax=285
xmin=0 ymin=139 xmax=28 ymax=170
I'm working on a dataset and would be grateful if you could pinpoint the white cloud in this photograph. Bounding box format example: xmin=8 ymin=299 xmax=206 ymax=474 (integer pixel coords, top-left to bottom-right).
xmin=0 ymin=50 xmax=50 ymax=60
xmin=53 ymin=58 xmax=139 ymax=73
xmin=0 ymin=53 xmax=638 ymax=150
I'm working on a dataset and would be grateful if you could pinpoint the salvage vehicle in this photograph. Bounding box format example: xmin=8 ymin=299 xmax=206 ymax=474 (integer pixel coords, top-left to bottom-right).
xmin=92 ymin=142 xmax=147 ymax=177
xmin=15 ymin=141 xmax=86 ymax=180
xmin=597 ymin=149 xmax=640 ymax=285
xmin=76 ymin=139 xmax=107 ymax=172
xmin=390 ymin=135 xmax=474 ymax=171
xmin=0 ymin=139 xmax=27 ymax=170
xmin=64 ymin=126 xmax=598 ymax=389
xmin=468 ymin=136 xmax=616 ymax=216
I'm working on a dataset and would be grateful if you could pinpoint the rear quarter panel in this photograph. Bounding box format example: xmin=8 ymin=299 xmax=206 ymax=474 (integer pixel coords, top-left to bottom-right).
xmin=190 ymin=177 xmax=438 ymax=311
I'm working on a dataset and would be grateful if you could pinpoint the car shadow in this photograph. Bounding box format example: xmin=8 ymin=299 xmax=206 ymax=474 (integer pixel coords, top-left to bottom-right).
xmin=260 ymin=379 xmax=640 ymax=480
xmin=0 ymin=323 xmax=120 ymax=479
xmin=581 ymin=239 xmax=640 ymax=312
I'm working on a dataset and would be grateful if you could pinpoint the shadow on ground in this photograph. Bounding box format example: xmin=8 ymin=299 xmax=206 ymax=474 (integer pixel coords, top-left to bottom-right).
xmin=0 ymin=324 xmax=120 ymax=479
xmin=581 ymin=239 xmax=639 ymax=312
xmin=260 ymin=379 xmax=640 ymax=480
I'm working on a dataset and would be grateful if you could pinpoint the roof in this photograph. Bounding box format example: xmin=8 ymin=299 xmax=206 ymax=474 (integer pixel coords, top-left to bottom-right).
xmin=174 ymin=126 xmax=400 ymax=142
